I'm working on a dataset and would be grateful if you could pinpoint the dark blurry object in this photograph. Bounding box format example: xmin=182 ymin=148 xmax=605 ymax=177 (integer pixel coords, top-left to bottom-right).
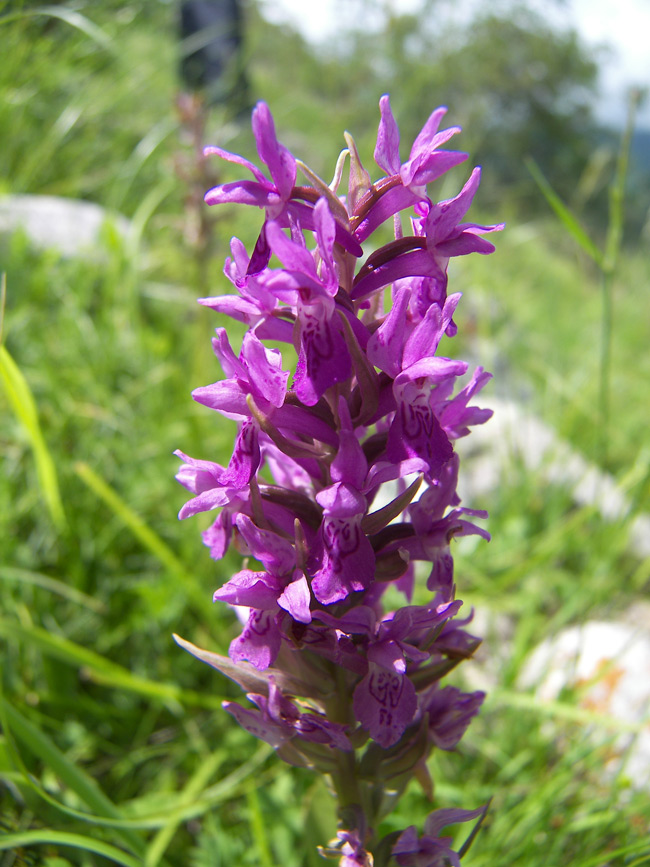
xmin=179 ymin=0 xmax=250 ymax=111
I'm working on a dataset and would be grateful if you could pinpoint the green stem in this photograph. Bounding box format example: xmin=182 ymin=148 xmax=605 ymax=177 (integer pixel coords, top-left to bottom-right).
xmin=597 ymin=89 xmax=639 ymax=467
xmin=598 ymin=269 xmax=613 ymax=467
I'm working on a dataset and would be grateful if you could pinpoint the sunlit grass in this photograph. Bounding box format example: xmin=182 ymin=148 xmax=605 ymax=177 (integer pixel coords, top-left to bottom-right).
xmin=1 ymin=3 xmax=649 ymax=865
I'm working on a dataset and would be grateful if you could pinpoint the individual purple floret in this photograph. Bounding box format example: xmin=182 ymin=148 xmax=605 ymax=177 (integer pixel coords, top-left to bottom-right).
xmin=393 ymin=806 xmax=488 ymax=867
xmin=175 ymin=96 xmax=500 ymax=866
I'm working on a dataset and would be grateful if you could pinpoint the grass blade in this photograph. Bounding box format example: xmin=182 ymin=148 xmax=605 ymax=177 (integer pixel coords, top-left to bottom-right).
xmin=246 ymin=784 xmax=275 ymax=867
xmin=74 ymin=461 xmax=185 ymax=578
xmin=490 ymin=688 xmax=647 ymax=734
xmin=0 ymin=566 xmax=105 ymax=612
xmin=144 ymin=750 xmax=224 ymax=867
xmin=0 ymin=344 xmax=66 ymax=529
xmin=525 ymin=158 xmax=603 ymax=267
xmin=0 ymin=5 xmax=113 ymax=52
xmin=0 ymin=619 xmax=224 ymax=709
xmin=0 ymin=691 xmax=266 ymax=833
xmin=73 ymin=461 xmax=209 ymax=613
xmin=577 ymin=840 xmax=650 ymax=867
xmin=0 ymin=830 xmax=141 ymax=866
xmin=0 ymin=697 xmax=146 ymax=856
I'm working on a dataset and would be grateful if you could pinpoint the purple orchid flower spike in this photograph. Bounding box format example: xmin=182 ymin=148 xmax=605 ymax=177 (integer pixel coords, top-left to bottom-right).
xmin=176 ymin=95 xmax=500 ymax=865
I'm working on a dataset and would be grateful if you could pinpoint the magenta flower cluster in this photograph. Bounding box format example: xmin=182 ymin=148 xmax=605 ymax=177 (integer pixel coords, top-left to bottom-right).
xmin=175 ymin=96 xmax=501 ymax=865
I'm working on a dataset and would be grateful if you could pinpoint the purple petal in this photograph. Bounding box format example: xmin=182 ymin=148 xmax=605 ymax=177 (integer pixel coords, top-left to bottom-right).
xmin=426 ymin=167 xmax=482 ymax=244
xmin=409 ymin=106 xmax=447 ymax=158
xmin=203 ymin=145 xmax=269 ymax=185
xmin=219 ymin=421 xmax=260 ymax=487
xmin=425 ymin=547 xmax=455 ymax=597
xmin=397 ymin=356 xmax=467 ymax=385
xmin=192 ymin=380 xmax=248 ymax=419
xmin=387 ymin=383 xmax=454 ymax=477
xmin=294 ymin=712 xmax=353 ymax=750
xmin=273 ymin=404 xmax=339 ymax=448
xmin=223 ymin=701 xmax=291 ymax=748
xmin=374 ymin=94 xmax=401 ymax=176
xmin=401 ymin=303 xmax=444 ymax=369
xmin=202 ymin=513 xmax=231 ymax=560
xmin=403 ymin=149 xmax=468 ymax=191
xmin=316 ymin=482 xmax=366 ymax=518
xmin=211 ymin=327 xmax=244 ymax=379
xmin=366 ymin=285 xmax=410 ymax=377
xmin=294 ymin=303 xmax=351 ymax=406
xmin=241 ymin=331 xmax=289 ymax=408
xmin=330 ymin=398 xmax=368 ymax=490
xmin=313 ymin=605 xmax=376 ymax=636
xmin=311 ymin=514 xmax=375 ymax=605
xmin=353 ymin=663 xmax=417 ymax=748
xmin=230 ymin=609 xmax=282 ymax=670
xmin=251 ymin=102 xmax=296 ymax=202
xmin=313 ymin=197 xmax=337 ymax=280
xmin=265 ymin=220 xmax=317 ymax=278
xmin=352 ymin=247 xmax=437 ymax=300
xmin=425 ymin=685 xmax=485 ymax=750
xmin=204 ymin=179 xmax=274 ymax=208
xmin=354 ymin=185 xmax=422 ymax=243
xmin=235 ymin=514 xmax=295 ymax=575
xmin=424 ymin=805 xmax=487 ymax=838
xmin=174 ymin=450 xmax=224 ymax=493
xmin=277 ymin=572 xmax=312 ymax=623
xmin=437 ymin=232 xmax=497 ymax=257
xmin=178 ymin=486 xmax=234 ymax=520
xmin=213 ymin=569 xmax=281 ymax=609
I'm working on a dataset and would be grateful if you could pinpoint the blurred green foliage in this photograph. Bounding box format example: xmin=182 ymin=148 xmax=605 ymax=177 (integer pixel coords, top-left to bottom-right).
xmin=1 ymin=1 xmax=649 ymax=864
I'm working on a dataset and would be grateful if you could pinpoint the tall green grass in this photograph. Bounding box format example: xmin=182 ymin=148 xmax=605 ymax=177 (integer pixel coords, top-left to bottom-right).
xmin=1 ymin=4 xmax=649 ymax=865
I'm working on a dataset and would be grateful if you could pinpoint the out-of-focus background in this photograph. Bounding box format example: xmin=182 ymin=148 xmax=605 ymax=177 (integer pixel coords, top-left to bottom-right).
xmin=1 ymin=0 xmax=649 ymax=864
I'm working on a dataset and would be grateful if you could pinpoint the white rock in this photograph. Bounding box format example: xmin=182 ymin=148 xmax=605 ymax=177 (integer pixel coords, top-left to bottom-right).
xmin=456 ymin=397 xmax=650 ymax=557
xmin=519 ymin=620 xmax=650 ymax=789
xmin=0 ymin=194 xmax=131 ymax=257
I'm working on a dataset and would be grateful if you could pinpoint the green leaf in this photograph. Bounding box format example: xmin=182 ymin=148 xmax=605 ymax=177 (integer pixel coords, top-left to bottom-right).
xmin=144 ymin=750 xmax=224 ymax=867
xmin=525 ymin=158 xmax=603 ymax=268
xmin=0 ymin=344 xmax=66 ymax=529
xmin=1 ymin=691 xmax=267 ymax=833
xmin=73 ymin=461 xmax=208 ymax=612
xmin=0 ymin=830 xmax=141 ymax=866
xmin=490 ymin=688 xmax=646 ymax=734
xmin=0 ymin=697 xmax=146 ymax=858
xmin=246 ymin=785 xmax=275 ymax=867
xmin=0 ymin=619 xmax=224 ymax=709
xmin=0 ymin=566 xmax=105 ymax=612
xmin=0 ymin=6 xmax=113 ymax=52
